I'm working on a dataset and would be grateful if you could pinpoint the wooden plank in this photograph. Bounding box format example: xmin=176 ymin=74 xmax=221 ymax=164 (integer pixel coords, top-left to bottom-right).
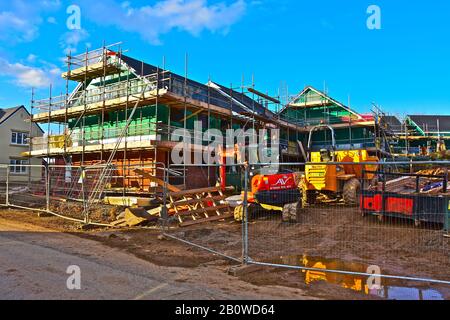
xmin=247 ymin=87 xmax=280 ymax=104
xmin=29 ymin=193 xmax=67 ymax=202
xmin=111 ymin=218 xmax=127 ymax=226
xmin=168 ymin=187 xmax=220 ymax=198
xmin=104 ymin=196 xmax=138 ymax=206
xmin=165 ymin=91 xmax=233 ymax=118
xmin=181 ymin=108 xmax=203 ymax=122
xmin=62 ymin=62 xmax=120 ymax=80
xmin=180 ymin=212 xmax=234 ymax=227
xmin=147 ymin=206 xmax=162 ymax=216
xmin=134 ymin=168 xmax=181 ymax=193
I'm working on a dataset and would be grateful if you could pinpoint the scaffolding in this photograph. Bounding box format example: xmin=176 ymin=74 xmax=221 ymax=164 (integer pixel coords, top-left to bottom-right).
xmin=27 ymin=42 xmax=302 ymax=203
xmin=374 ymin=112 xmax=450 ymax=157
xmin=276 ymin=87 xmax=393 ymax=159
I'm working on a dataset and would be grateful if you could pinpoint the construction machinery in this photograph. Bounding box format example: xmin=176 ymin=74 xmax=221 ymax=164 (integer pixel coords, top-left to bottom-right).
xmin=301 ymin=125 xmax=379 ymax=206
xmin=233 ymin=167 xmax=301 ymax=222
xmin=217 ymin=142 xmax=300 ymax=222
xmin=234 ymin=125 xmax=379 ymax=222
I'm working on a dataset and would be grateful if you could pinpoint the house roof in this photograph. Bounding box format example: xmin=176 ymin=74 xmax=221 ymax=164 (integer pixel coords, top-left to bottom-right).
xmin=407 ymin=115 xmax=450 ymax=133
xmin=280 ymin=86 xmax=363 ymax=119
xmin=0 ymin=105 xmax=44 ymax=133
xmin=119 ymin=54 xmax=273 ymax=119
xmin=380 ymin=115 xmax=402 ymax=128
xmin=0 ymin=106 xmax=25 ymax=125
xmin=208 ymin=81 xmax=277 ymax=119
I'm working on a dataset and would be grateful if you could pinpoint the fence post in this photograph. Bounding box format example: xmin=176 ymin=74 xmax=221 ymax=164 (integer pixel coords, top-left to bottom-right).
xmin=242 ymin=163 xmax=249 ymax=264
xmin=80 ymin=166 xmax=89 ymax=224
xmin=45 ymin=165 xmax=50 ymax=212
xmin=6 ymin=165 xmax=10 ymax=206
xmin=161 ymin=163 xmax=168 ymax=233
xmin=445 ymin=184 xmax=450 ymax=235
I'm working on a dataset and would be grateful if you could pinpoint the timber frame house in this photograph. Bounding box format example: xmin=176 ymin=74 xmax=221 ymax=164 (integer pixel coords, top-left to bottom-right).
xmin=25 ymin=43 xmax=304 ymax=192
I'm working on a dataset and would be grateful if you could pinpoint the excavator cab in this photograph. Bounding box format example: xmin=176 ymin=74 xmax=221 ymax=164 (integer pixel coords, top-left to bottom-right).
xmin=319 ymin=148 xmax=332 ymax=163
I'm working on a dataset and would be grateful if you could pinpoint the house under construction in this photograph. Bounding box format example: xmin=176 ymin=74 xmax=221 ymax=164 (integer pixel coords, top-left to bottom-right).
xmin=24 ymin=43 xmax=396 ymax=197
xmin=402 ymin=115 xmax=450 ymax=154
xmin=24 ymin=43 xmax=304 ymax=193
xmin=279 ymin=86 xmax=393 ymax=158
xmin=377 ymin=114 xmax=450 ymax=157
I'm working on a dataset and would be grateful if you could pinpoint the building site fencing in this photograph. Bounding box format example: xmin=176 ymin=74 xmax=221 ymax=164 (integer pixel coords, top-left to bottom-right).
xmin=0 ymin=160 xmax=449 ymax=297
xmin=160 ymin=163 xmax=244 ymax=263
xmin=0 ymin=164 xmax=48 ymax=214
xmin=0 ymin=163 xmax=167 ymax=226
xmin=240 ymin=161 xmax=450 ymax=296
xmin=160 ymin=161 xmax=450 ymax=298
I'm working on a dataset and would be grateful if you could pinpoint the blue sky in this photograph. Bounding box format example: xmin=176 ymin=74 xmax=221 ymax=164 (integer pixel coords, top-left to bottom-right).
xmin=0 ymin=0 xmax=449 ymax=118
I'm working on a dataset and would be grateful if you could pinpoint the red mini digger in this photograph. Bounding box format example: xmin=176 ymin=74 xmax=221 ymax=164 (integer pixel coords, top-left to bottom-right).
xmin=234 ymin=167 xmax=301 ymax=222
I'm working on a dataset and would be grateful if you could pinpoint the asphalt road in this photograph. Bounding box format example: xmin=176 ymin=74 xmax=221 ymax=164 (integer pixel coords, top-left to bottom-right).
xmin=0 ymin=218 xmax=307 ymax=300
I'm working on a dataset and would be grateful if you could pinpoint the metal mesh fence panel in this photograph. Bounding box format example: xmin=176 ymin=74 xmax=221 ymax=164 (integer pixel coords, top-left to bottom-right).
xmin=47 ymin=164 xmax=87 ymax=222
xmin=0 ymin=165 xmax=7 ymax=206
xmin=0 ymin=163 xmax=167 ymax=226
xmin=45 ymin=163 xmax=167 ymax=225
xmin=244 ymin=161 xmax=450 ymax=296
xmin=0 ymin=159 xmax=447 ymax=297
xmin=7 ymin=164 xmax=48 ymax=212
xmin=161 ymin=164 xmax=244 ymax=262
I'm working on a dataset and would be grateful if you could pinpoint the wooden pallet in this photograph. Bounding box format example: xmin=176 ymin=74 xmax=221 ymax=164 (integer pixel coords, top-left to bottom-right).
xmin=167 ymin=187 xmax=233 ymax=227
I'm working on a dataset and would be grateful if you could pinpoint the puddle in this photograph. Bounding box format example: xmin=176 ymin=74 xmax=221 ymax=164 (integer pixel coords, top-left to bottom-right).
xmin=273 ymin=255 xmax=445 ymax=300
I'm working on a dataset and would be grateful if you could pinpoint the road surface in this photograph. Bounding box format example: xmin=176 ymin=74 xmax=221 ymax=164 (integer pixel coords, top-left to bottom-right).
xmin=0 ymin=218 xmax=309 ymax=300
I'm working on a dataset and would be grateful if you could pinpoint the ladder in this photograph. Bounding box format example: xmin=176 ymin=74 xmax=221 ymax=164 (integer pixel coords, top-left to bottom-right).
xmin=84 ymin=82 xmax=151 ymax=210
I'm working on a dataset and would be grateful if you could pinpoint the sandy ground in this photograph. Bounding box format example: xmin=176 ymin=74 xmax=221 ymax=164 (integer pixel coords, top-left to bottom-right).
xmin=0 ymin=207 xmax=449 ymax=300
xmin=0 ymin=212 xmax=318 ymax=300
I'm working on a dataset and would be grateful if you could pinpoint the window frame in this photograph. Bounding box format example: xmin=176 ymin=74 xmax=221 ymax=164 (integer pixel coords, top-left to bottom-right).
xmin=9 ymin=159 xmax=29 ymax=174
xmin=11 ymin=131 xmax=29 ymax=146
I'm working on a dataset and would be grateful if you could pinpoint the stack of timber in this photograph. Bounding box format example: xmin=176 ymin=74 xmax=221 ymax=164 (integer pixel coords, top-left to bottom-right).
xmin=416 ymin=168 xmax=450 ymax=194
xmin=370 ymin=167 xmax=450 ymax=195
xmin=167 ymin=187 xmax=233 ymax=227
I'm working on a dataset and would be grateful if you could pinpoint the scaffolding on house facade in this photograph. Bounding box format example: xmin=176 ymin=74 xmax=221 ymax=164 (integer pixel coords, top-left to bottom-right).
xmin=25 ymin=43 xmax=305 ymax=200
xmin=24 ymin=42 xmax=405 ymax=207
xmin=376 ymin=112 xmax=450 ymax=157
xmin=277 ymin=86 xmax=395 ymax=160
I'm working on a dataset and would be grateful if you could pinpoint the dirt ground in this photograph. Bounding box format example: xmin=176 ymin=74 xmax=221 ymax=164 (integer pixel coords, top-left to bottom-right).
xmin=0 ymin=207 xmax=449 ymax=300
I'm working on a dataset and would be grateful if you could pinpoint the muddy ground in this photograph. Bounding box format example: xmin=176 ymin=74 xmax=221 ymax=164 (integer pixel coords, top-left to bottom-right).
xmin=0 ymin=206 xmax=449 ymax=300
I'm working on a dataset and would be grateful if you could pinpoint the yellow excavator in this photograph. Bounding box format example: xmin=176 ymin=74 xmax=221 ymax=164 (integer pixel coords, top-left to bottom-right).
xmin=301 ymin=125 xmax=379 ymax=206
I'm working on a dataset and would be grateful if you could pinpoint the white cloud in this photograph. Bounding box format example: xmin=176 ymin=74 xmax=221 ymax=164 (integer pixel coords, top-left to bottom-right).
xmin=0 ymin=57 xmax=60 ymax=88
xmin=80 ymin=0 xmax=247 ymax=44
xmin=0 ymin=0 xmax=61 ymax=43
xmin=47 ymin=16 xmax=57 ymax=24
xmin=0 ymin=11 xmax=40 ymax=42
xmin=27 ymin=54 xmax=38 ymax=63
xmin=40 ymin=0 xmax=61 ymax=8
xmin=60 ymin=29 xmax=90 ymax=55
